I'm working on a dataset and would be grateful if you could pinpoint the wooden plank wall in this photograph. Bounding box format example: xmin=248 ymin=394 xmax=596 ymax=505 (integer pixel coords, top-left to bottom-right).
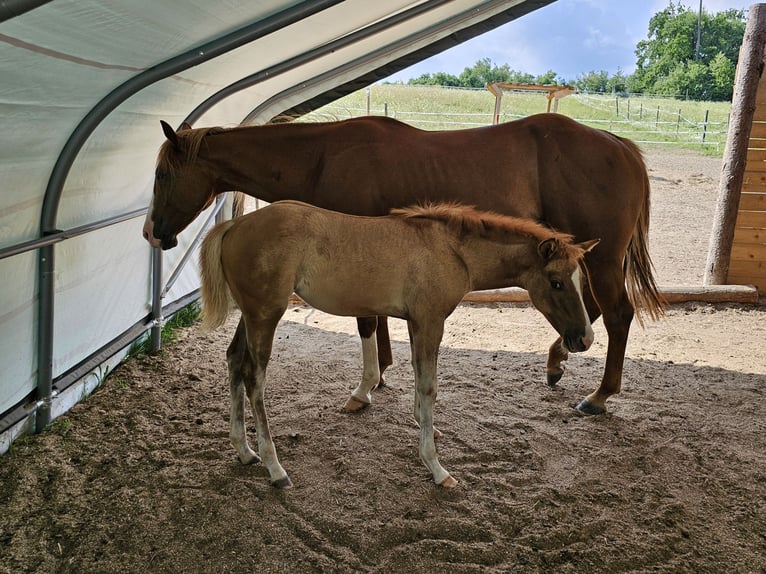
xmin=730 ymin=70 xmax=766 ymax=292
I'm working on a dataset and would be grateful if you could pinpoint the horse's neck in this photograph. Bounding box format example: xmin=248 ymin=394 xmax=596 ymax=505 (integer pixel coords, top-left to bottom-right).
xmin=459 ymin=237 xmax=537 ymax=291
xmin=204 ymin=126 xmax=322 ymax=202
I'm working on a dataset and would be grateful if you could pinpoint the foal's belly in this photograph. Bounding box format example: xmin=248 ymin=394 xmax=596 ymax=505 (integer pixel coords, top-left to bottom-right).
xmin=293 ymin=282 xmax=407 ymax=320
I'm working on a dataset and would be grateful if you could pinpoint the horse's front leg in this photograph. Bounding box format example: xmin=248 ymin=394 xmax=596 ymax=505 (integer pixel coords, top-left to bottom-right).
xmin=375 ymin=316 xmax=393 ymax=384
xmin=227 ymin=319 xmax=259 ymax=464
xmin=408 ymin=319 xmax=456 ymax=488
xmin=344 ymin=317 xmax=382 ymax=412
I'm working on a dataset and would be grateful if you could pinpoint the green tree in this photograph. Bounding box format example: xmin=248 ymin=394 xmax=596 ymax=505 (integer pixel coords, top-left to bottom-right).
xmin=632 ymin=1 xmax=744 ymax=99
xmin=458 ymin=58 xmax=512 ymax=88
xmin=534 ymin=69 xmax=560 ymax=85
xmin=408 ymin=71 xmax=461 ymax=87
xmin=574 ymin=70 xmax=610 ymax=93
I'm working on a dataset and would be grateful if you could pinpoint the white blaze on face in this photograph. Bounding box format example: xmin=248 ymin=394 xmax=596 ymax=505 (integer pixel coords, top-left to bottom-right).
xmin=572 ymin=267 xmax=595 ymax=350
xmin=142 ymin=196 xmax=162 ymax=247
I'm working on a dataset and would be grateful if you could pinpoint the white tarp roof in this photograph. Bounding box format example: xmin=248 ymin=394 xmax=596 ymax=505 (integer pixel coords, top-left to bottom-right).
xmin=0 ymin=0 xmax=555 ymax=438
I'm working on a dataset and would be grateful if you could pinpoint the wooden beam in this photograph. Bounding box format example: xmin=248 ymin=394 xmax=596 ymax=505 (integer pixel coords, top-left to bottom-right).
xmin=461 ymin=285 xmax=759 ymax=305
xmin=705 ymin=4 xmax=766 ymax=285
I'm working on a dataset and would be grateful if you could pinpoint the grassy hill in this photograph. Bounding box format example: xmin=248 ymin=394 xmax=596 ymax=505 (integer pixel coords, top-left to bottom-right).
xmin=306 ymin=84 xmax=732 ymax=156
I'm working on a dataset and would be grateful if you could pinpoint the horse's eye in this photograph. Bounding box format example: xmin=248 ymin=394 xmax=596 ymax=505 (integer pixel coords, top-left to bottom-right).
xmin=551 ymin=279 xmax=563 ymax=290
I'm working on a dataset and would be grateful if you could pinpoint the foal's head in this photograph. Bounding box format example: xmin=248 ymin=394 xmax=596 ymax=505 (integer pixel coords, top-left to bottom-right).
xmin=392 ymin=203 xmax=599 ymax=353
xmin=523 ymin=234 xmax=599 ymax=353
xmin=144 ymin=121 xmax=221 ymax=250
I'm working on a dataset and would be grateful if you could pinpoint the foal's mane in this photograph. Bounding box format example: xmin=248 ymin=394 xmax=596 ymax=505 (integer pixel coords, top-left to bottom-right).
xmin=391 ymin=203 xmax=574 ymax=246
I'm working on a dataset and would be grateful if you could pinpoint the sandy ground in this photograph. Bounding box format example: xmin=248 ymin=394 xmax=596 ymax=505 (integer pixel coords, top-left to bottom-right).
xmin=1 ymin=148 xmax=765 ymax=573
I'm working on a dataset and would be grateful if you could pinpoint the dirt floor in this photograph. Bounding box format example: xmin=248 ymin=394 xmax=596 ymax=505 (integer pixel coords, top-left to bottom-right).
xmin=1 ymin=148 xmax=765 ymax=573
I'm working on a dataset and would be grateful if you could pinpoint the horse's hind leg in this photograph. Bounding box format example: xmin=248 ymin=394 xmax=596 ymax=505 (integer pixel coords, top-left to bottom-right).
xmin=576 ymin=265 xmax=633 ymax=415
xmin=227 ymin=318 xmax=259 ymax=464
xmin=242 ymin=310 xmax=292 ymax=488
xmin=344 ymin=317 xmax=382 ymax=412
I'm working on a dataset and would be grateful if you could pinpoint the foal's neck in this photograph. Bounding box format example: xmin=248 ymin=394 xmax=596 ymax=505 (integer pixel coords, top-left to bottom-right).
xmin=460 ymin=237 xmax=538 ymax=292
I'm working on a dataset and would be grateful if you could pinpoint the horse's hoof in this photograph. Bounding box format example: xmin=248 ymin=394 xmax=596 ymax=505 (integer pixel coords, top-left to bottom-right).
xmin=272 ymin=476 xmax=293 ymax=489
xmin=547 ymin=371 xmax=563 ymax=386
xmin=439 ymin=475 xmax=458 ymax=488
xmin=575 ymin=398 xmax=606 ymax=416
xmin=374 ymin=376 xmax=386 ymax=390
xmin=342 ymin=396 xmax=370 ymax=412
xmin=433 ymin=427 xmax=443 ymax=439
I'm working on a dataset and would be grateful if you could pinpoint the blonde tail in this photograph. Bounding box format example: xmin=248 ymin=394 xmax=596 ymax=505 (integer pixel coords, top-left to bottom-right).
xmin=199 ymin=219 xmax=237 ymax=331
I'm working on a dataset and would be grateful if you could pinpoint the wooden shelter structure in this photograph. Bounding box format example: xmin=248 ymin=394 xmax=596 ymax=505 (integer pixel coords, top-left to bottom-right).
xmin=706 ymin=3 xmax=766 ymax=294
xmin=486 ymin=81 xmax=575 ymax=124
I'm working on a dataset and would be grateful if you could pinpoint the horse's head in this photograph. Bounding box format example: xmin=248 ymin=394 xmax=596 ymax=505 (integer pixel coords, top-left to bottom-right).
xmin=142 ymin=121 xmax=216 ymax=250
xmin=524 ymin=237 xmax=600 ymax=353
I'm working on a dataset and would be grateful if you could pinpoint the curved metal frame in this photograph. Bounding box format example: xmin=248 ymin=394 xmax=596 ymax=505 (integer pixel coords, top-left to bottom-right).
xmin=0 ymin=0 xmax=556 ymax=436
xmin=33 ymin=0 xmax=346 ymax=430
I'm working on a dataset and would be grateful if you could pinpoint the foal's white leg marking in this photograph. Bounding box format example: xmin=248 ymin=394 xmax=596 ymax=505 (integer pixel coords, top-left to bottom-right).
xmin=572 ymin=267 xmax=595 ymax=350
xmin=347 ymin=333 xmax=380 ymax=407
xmin=250 ymin=364 xmax=290 ymax=486
xmin=410 ymin=321 xmax=455 ymax=487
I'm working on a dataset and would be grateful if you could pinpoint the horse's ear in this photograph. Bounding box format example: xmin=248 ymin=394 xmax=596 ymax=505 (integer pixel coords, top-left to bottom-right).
xmin=180 ymin=121 xmax=192 ymax=131
xmin=538 ymin=238 xmax=559 ymax=262
xmin=160 ymin=120 xmax=179 ymax=147
xmin=576 ymin=238 xmax=601 ymax=253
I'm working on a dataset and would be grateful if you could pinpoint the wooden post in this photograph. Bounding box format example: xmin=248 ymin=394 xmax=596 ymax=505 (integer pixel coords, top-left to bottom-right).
xmin=705 ymin=4 xmax=766 ymax=285
xmin=702 ymin=109 xmax=709 ymax=142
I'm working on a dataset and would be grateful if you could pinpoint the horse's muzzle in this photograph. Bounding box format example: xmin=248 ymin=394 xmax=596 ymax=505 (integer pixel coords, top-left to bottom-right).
xmin=160 ymin=235 xmax=178 ymax=250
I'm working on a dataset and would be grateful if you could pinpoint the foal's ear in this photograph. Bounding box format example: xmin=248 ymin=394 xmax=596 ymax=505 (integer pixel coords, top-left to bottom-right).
xmin=160 ymin=120 xmax=180 ymax=147
xmin=180 ymin=121 xmax=193 ymax=131
xmin=538 ymin=237 xmax=560 ymax=262
xmin=576 ymin=238 xmax=601 ymax=253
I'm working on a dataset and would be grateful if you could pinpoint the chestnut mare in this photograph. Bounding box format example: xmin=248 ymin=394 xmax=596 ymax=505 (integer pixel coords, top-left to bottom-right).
xmin=199 ymin=200 xmax=598 ymax=487
xmin=144 ymin=114 xmax=665 ymax=414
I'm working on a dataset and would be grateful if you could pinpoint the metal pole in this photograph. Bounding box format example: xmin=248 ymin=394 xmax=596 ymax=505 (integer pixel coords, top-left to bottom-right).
xmin=35 ymin=242 xmax=55 ymax=430
xmin=150 ymin=248 xmax=163 ymax=353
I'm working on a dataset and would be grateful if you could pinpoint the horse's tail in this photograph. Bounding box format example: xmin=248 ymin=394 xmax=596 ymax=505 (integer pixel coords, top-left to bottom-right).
xmin=623 ymin=139 xmax=666 ymax=326
xmin=199 ymin=219 xmax=237 ymax=331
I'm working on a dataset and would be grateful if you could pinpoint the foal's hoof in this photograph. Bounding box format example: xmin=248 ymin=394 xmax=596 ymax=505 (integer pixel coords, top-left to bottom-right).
xmin=342 ymin=396 xmax=370 ymax=412
xmin=546 ymin=371 xmax=564 ymax=386
xmin=272 ymin=476 xmax=293 ymax=489
xmin=575 ymin=398 xmax=606 ymax=416
xmin=439 ymin=475 xmax=458 ymax=488
xmin=239 ymin=451 xmax=261 ymax=465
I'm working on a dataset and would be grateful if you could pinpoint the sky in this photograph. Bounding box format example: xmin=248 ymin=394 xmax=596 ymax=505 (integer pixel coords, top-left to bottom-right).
xmin=383 ymin=0 xmax=754 ymax=83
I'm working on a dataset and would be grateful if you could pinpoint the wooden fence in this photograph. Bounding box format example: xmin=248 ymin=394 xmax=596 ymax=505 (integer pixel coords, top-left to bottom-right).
xmin=729 ymin=79 xmax=766 ymax=292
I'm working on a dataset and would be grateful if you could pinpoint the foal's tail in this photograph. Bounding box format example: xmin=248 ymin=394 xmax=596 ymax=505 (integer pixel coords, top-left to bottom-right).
xmin=623 ymin=138 xmax=666 ymax=326
xmin=199 ymin=219 xmax=237 ymax=331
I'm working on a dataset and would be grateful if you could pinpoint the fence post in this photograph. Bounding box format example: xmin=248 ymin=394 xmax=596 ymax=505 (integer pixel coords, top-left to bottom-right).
xmin=676 ymin=109 xmax=681 ymax=134
xmin=702 ymin=109 xmax=709 ymax=142
xmin=656 ymin=106 xmax=660 ymax=129
xmin=639 ymin=102 xmax=643 ymax=121
xmin=615 ymin=97 xmax=619 ymax=117
xmin=626 ymin=98 xmax=630 ymax=120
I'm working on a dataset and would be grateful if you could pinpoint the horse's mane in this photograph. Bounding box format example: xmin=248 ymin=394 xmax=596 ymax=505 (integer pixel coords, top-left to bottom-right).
xmin=391 ymin=202 xmax=574 ymax=246
xmin=156 ymin=125 xmax=228 ymax=174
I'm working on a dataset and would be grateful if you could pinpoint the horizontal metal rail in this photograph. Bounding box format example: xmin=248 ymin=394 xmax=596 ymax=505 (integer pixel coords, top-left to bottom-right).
xmin=0 ymin=207 xmax=147 ymax=261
